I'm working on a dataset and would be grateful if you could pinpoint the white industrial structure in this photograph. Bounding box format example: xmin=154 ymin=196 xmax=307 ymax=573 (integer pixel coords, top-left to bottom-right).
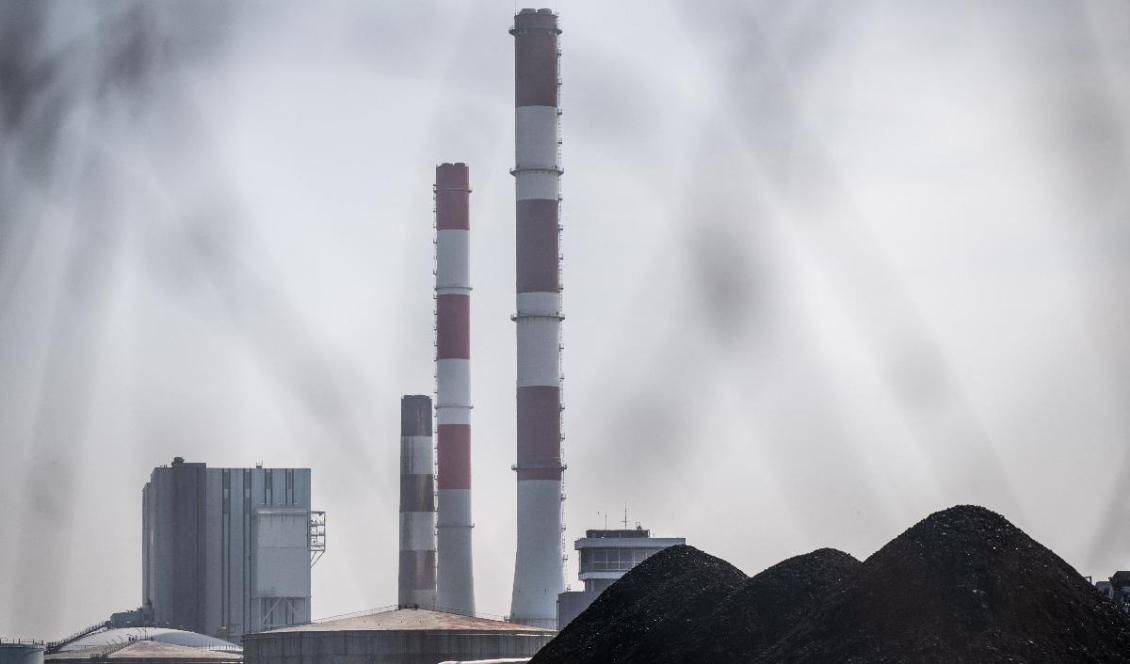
xmin=434 ymin=163 xmax=476 ymax=616
xmin=398 ymin=395 xmax=437 ymax=609
xmin=509 ymin=8 xmax=565 ymax=629
xmin=556 ymin=526 xmax=686 ymax=628
xmin=141 ymin=458 xmax=323 ymax=641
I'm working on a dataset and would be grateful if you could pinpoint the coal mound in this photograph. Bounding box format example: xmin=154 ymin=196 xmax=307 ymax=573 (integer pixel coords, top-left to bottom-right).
xmin=764 ymin=505 xmax=1130 ymax=663
xmin=532 ymin=506 xmax=1130 ymax=664
xmin=640 ymin=548 xmax=862 ymax=664
xmin=529 ymin=545 xmax=746 ymax=664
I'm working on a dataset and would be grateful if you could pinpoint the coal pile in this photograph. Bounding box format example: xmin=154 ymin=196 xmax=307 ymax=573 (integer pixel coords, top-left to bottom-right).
xmin=532 ymin=506 xmax=1130 ymax=664
xmin=635 ymin=547 xmax=862 ymax=664
xmin=765 ymin=505 xmax=1130 ymax=663
xmin=530 ymin=545 xmax=746 ymax=664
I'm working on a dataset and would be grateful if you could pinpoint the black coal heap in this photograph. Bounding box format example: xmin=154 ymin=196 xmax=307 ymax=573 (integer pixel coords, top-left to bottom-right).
xmin=530 ymin=545 xmax=746 ymax=664
xmin=531 ymin=506 xmax=1130 ymax=664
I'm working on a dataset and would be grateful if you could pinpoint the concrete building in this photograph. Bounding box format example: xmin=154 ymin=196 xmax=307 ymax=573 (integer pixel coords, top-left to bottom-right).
xmin=142 ymin=458 xmax=324 ymax=640
xmin=398 ymin=395 xmax=437 ymax=609
xmin=556 ymin=526 xmax=685 ymax=628
xmin=509 ymin=7 xmax=566 ymax=630
xmin=434 ymin=163 xmax=476 ymax=615
xmin=241 ymin=608 xmax=554 ymax=664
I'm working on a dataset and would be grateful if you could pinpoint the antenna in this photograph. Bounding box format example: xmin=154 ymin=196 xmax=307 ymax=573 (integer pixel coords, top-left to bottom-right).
xmin=622 ymin=503 xmax=629 ymax=530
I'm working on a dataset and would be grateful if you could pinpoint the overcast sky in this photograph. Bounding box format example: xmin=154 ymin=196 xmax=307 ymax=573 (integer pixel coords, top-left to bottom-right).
xmin=1 ymin=0 xmax=1128 ymax=639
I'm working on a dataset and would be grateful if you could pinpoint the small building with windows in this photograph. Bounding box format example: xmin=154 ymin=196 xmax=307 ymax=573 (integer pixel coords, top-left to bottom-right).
xmin=556 ymin=526 xmax=685 ymax=628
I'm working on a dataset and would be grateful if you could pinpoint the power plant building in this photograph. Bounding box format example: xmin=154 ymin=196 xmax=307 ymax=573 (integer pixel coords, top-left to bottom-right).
xmin=509 ymin=7 xmax=566 ymax=630
xmin=556 ymin=527 xmax=685 ymax=628
xmin=142 ymin=458 xmax=324 ymax=641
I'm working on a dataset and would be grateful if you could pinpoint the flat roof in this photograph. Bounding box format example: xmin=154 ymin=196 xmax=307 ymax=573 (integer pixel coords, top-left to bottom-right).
xmin=256 ymin=609 xmax=555 ymax=634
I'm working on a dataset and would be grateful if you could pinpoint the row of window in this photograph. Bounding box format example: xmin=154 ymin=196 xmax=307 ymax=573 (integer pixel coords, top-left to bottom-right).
xmin=579 ymin=547 xmax=664 ymax=572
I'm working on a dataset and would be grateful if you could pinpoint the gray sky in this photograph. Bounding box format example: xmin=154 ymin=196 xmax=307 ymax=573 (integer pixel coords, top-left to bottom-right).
xmin=1 ymin=0 xmax=1129 ymax=638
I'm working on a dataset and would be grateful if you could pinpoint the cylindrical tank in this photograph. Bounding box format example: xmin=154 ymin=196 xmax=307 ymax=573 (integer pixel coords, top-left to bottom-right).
xmin=434 ymin=162 xmax=476 ymax=616
xmin=399 ymin=394 xmax=437 ymax=609
xmin=509 ymin=7 xmax=565 ymax=630
xmin=0 ymin=642 xmax=45 ymax=664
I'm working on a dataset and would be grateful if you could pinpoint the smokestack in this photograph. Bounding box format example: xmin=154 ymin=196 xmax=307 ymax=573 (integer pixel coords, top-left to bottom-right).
xmin=435 ymin=162 xmax=476 ymax=615
xmin=398 ymin=394 xmax=437 ymax=609
xmin=509 ymin=8 xmax=564 ymax=629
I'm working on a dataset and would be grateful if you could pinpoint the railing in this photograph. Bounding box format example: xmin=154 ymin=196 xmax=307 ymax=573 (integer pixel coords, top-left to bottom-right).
xmin=45 ymin=620 xmax=109 ymax=653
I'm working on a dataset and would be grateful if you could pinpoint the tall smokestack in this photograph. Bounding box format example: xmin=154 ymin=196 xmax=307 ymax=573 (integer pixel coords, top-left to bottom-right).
xmin=435 ymin=162 xmax=476 ymax=615
xmin=398 ymin=394 xmax=436 ymax=609
xmin=509 ymin=8 xmax=564 ymax=629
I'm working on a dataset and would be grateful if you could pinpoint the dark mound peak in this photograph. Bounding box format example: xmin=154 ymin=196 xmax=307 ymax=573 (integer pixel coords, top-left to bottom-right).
xmin=530 ymin=545 xmax=746 ymax=664
xmin=764 ymin=505 xmax=1130 ymax=663
xmin=760 ymin=547 xmax=861 ymax=580
xmin=900 ymin=503 xmax=1016 ymax=543
xmin=643 ymin=548 xmax=862 ymax=664
xmin=576 ymin=545 xmax=746 ymax=618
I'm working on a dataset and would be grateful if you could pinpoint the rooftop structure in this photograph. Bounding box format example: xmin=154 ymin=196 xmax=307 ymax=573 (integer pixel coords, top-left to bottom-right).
xmin=241 ymin=608 xmax=554 ymax=664
xmin=556 ymin=526 xmax=685 ymax=628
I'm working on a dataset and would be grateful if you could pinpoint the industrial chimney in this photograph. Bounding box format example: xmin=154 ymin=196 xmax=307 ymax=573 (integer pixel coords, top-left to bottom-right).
xmin=435 ymin=162 xmax=476 ymax=615
xmin=509 ymin=8 xmax=564 ymax=629
xmin=398 ymin=394 xmax=437 ymax=609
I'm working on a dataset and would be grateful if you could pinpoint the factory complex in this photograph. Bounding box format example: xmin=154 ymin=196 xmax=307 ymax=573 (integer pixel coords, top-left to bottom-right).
xmin=0 ymin=9 xmax=687 ymax=664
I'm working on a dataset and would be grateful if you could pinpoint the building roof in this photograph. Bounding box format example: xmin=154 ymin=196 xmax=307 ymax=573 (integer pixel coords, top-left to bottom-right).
xmin=59 ymin=629 xmax=239 ymax=653
xmin=257 ymin=608 xmax=554 ymax=634
xmin=49 ymin=641 xmax=240 ymax=663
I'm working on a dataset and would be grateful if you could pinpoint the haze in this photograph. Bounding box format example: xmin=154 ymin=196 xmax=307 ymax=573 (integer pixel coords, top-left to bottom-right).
xmin=1 ymin=0 xmax=1128 ymax=639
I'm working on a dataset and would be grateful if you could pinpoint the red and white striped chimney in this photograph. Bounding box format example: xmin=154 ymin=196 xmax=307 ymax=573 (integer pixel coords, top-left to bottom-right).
xmin=509 ymin=8 xmax=564 ymax=629
xmin=434 ymin=162 xmax=476 ymax=616
xmin=398 ymin=394 xmax=436 ymax=609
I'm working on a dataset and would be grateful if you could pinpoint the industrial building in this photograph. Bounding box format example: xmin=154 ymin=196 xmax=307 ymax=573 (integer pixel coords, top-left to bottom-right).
xmin=241 ymin=609 xmax=553 ymax=664
xmin=556 ymin=526 xmax=685 ymax=628
xmin=509 ymin=7 xmax=566 ymax=630
xmin=140 ymin=458 xmax=325 ymax=640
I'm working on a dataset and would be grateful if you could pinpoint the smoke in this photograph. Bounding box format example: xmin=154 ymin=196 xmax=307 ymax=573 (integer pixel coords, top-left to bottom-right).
xmin=1 ymin=0 xmax=1128 ymax=638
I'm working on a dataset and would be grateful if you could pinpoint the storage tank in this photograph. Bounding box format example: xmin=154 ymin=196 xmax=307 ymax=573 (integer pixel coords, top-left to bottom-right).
xmin=242 ymin=607 xmax=553 ymax=664
xmin=0 ymin=642 xmax=45 ymax=664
